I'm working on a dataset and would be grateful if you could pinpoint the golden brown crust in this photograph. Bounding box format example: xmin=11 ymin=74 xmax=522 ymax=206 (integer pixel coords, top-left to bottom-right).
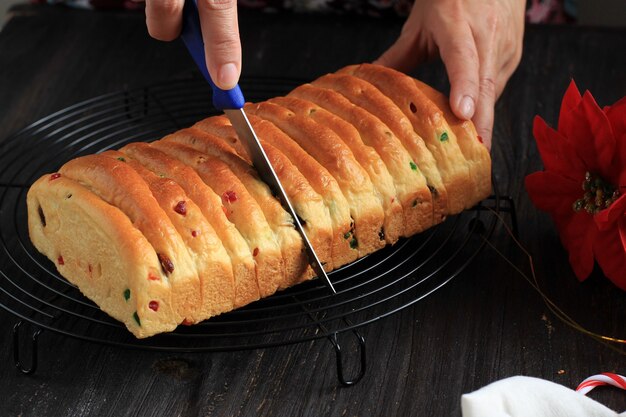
xmin=193 ymin=116 xmax=251 ymax=163
xmin=246 ymin=101 xmax=386 ymax=257
xmin=412 ymin=79 xmax=492 ymax=202
xmin=161 ymin=128 xmax=312 ymax=288
xmin=27 ymin=174 xmax=178 ymax=338
xmin=101 ymin=150 xmax=236 ymax=322
xmin=284 ymin=84 xmax=434 ymax=237
xmin=312 ymin=72 xmax=448 ymax=225
xmin=193 ymin=118 xmax=333 ymax=274
xmin=243 ymin=113 xmax=357 ymax=268
xmin=59 ymin=154 xmax=201 ymax=323
xmin=269 ymin=96 xmax=403 ymax=244
xmin=119 ymin=142 xmax=259 ymax=308
xmin=339 ymin=63 xmax=475 ymax=214
xmin=150 ymin=140 xmax=285 ymax=298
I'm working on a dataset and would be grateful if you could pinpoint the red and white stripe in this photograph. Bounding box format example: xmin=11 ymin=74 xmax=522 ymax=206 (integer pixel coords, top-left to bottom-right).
xmin=576 ymin=373 xmax=626 ymax=395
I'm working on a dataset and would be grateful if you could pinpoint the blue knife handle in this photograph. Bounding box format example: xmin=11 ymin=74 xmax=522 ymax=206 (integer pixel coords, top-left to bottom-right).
xmin=180 ymin=0 xmax=245 ymax=110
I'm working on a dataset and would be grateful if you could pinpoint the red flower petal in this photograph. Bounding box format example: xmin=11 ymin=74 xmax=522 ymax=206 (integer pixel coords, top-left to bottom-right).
xmin=581 ymin=91 xmax=616 ymax=176
xmin=605 ymin=96 xmax=626 ymax=139
xmin=620 ymin=216 xmax=626 ymax=249
xmin=611 ymin=133 xmax=626 ymax=187
xmin=525 ymin=171 xmax=580 ymax=216
xmin=594 ymin=193 xmax=626 ymax=231
xmin=533 ymin=116 xmax=564 ymax=173
xmin=526 ymin=170 xmax=597 ymax=280
xmin=559 ymin=90 xmax=615 ymax=174
xmin=533 ymin=116 xmax=586 ymax=179
xmin=593 ymin=220 xmax=626 ymax=291
xmin=561 ymin=213 xmax=597 ymax=281
xmin=558 ymin=80 xmax=582 ymax=133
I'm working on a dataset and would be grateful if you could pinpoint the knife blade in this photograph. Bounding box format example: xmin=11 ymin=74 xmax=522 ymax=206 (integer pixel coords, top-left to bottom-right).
xmin=180 ymin=0 xmax=336 ymax=293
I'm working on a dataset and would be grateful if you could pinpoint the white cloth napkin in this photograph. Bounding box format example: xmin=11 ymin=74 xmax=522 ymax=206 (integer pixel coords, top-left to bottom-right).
xmin=461 ymin=376 xmax=626 ymax=417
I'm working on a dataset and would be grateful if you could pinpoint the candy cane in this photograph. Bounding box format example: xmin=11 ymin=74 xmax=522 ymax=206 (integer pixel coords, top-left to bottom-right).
xmin=576 ymin=373 xmax=626 ymax=395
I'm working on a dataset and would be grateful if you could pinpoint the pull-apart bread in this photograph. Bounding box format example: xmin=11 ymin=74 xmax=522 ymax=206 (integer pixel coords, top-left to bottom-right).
xmin=27 ymin=64 xmax=491 ymax=338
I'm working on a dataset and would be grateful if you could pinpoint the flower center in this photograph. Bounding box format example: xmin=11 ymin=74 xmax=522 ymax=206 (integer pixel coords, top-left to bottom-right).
xmin=572 ymin=172 xmax=620 ymax=214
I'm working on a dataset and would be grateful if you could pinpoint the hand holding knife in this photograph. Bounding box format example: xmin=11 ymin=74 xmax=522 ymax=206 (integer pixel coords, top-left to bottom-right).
xmin=180 ymin=0 xmax=336 ymax=294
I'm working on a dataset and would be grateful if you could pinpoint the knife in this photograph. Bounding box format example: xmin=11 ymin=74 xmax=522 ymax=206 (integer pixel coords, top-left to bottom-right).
xmin=180 ymin=0 xmax=336 ymax=294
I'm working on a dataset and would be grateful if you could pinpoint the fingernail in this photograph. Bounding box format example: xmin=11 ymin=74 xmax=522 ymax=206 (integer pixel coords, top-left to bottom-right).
xmin=459 ymin=96 xmax=475 ymax=120
xmin=217 ymin=63 xmax=239 ymax=90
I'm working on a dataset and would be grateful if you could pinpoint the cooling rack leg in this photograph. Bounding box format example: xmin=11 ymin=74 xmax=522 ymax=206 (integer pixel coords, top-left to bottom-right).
xmin=12 ymin=321 xmax=42 ymax=375
xmin=328 ymin=330 xmax=367 ymax=387
xmin=502 ymin=196 xmax=520 ymax=239
xmin=484 ymin=195 xmax=520 ymax=239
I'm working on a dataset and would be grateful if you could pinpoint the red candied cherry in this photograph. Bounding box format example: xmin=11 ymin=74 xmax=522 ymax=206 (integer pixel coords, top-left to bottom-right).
xmin=173 ymin=200 xmax=187 ymax=216
xmin=49 ymin=173 xmax=61 ymax=181
xmin=222 ymin=190 xmax=237 ymax=204
xmin=57 ymin=256 xmax=64 ymax=265
xmin=148 ymin=300 xmax=159 ymax=311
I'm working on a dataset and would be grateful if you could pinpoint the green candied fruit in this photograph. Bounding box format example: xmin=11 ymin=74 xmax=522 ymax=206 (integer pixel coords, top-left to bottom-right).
xmin=344 ymin=231 xmax=352 ymax=239
xmin=409 ymin=161 xmax=418 ymax=171
xmin=133 ymin=312 xmax=141 ymax=326
xmin=117 ymin=157 xmax=126 ymax=162
xmin=349 ymin=238 xmax=358 ymax=249
xmin=123 ymin=288 xmax=131 ymax=301
xmin=439 ymin=132 xmax=449 ymax=142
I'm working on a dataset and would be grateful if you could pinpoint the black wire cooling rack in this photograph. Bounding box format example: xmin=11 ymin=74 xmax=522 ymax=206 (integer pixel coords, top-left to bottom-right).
xmin=0 ymin=76 xmax=516 ymax=385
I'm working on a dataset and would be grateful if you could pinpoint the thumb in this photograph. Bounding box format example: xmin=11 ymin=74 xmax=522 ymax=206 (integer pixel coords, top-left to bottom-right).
xmin=197 ymin=0 xmax=241 ymax=90
xmin=434 ymin=24 xmax=480 ymax=121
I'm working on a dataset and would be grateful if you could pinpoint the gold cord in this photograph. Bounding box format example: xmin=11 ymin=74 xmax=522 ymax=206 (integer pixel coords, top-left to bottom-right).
xmin=483 ymin=207 xmax=625 ymax=355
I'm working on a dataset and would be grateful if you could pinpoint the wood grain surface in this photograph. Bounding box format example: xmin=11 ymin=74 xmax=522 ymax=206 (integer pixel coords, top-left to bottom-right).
xmin=0 ymin=5 xmax=624 ymax=416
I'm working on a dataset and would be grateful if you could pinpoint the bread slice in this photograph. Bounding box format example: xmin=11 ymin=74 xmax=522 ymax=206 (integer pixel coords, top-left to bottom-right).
xmin=101 ymin=150 xmax=236 ymax=322
xmin=119 ymin=142 xmax=259 ymax=308
xmin=59 ymin=154 xmax=201 ymax=323
xmin=194 ymin=116 xmax=252 ymax=164
xmin=150 ymin=140 xmax=285 ymax=298
xmin=267 ymin=96 xmax=402 ymax=244
xmin=246 ymin=101 xmax=386 ymax=257
xmin=192 ymin=116 xmax=334 ymax=272
xmin=412 ymin=79 xmax=492 ymax=202
xmin=244 ymin=113 xmax=357 ymax=268
xmin=160 ymin=128 xmax=312 ymax=288
xmin=339 ymin=63 xmax=475 ymax=214
xmin=311 ymin=73 xmax=448 ymax=224
xmin=284 ymin=85 xmax=434 ymax=237
xmin=27 ymin=174 xmax=178 ymax=338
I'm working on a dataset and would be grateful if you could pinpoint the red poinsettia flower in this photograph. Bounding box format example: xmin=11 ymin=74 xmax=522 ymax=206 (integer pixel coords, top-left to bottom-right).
xmin=525 ymin=80 xmax=626 ymax=291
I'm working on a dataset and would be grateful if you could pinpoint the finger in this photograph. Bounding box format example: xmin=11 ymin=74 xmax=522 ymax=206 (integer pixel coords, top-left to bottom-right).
xmin=434 ymin=23 xmax=480 ymax=121
xmin=373 ymin=13 xmax=431 ymax=73
xmin=473 ymin=53 xmax=498 ymax=151
xmin=145 ymin=0 xmax=184 ymax=41
xmin=197 ymin=0 xmax=241 ymax=90
xmin=473 ymin=74 xmax=496 ymax=150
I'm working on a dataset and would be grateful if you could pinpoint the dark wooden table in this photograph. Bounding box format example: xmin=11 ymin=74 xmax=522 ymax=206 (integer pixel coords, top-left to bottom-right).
xmin=0 ymin=5 xmax=624 ymax=416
